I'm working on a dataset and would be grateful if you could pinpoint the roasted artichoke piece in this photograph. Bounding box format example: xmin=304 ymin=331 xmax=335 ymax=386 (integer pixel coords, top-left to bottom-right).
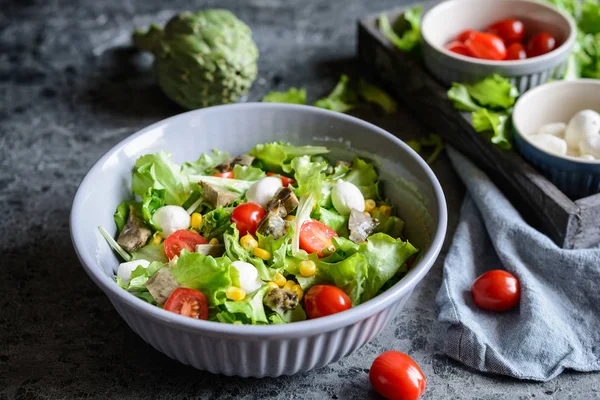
xmin=200 ymin=181 xmax=241 ymax=208
xmin=117 ymin=205 xmax=152 ymax=252
xmin=264 ymin=287 xmax=298 ymax=314
xmin=256 ymin=208 xmax=286 ymax=239
xmin=349 ymin=209 xmax=379 ymax=243
xmin=132 ymin=10 xmax=259 ymax=110
xmin=215 ymin=154 xmax=255 ymax=172
xmin=196 ymin=244 xmax=225 ymax=257
xmin=145 ymin=268 xmax=179 ymax=305
xmin=266 ymin=187 xmax=299 ymax=218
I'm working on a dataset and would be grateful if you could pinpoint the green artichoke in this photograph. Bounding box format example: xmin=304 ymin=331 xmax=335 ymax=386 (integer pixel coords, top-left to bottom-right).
xmin=133 ymin=10 xmax=259 ymax=109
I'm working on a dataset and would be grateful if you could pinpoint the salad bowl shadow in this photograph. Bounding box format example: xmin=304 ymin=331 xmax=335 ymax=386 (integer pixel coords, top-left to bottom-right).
xmin=70 ymin=103 xmax=447 ymax=377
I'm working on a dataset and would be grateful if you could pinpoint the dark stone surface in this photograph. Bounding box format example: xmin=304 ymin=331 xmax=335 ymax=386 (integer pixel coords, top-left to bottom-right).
xmin=1 ymin=0 xmax=598 ymax=398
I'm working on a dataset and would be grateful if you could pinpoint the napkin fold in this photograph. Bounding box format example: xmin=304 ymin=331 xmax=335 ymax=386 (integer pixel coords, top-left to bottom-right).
xmin=436 ymin=147 xmax=600 ymax=382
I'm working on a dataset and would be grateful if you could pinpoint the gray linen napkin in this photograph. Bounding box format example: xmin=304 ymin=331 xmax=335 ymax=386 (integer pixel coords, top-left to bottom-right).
xmin=436 ymin=147 xmax=600 ymax=382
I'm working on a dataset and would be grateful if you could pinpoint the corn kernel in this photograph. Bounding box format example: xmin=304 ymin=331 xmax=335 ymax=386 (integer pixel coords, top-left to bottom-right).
xmin=273 ymin=272 xmax=287 ymax=287
xmin=152 ymin=234 xmax=163 ymax=245
xmin=283 ymin=280 xmax=296 ymax=291
xmin=364 ymin=199 xmax=376 ymax=213
xmin=267 ymin=281 xmax=279 ymax=291
xmin=284 ymin=215 xmax=296 ymax=222
xmin=299 ymin=260 xmax=316 ymax=277
xmin=379 ymin=205 xmax=392 ymax=217
xmin=240 ymin=234 xmax=258 ymax=250
xmin=191 ymin=212 xmax=203 ymax=229
xmin=291 ymin=284 xmax=304 ymax=301
xmin=209 ymin=238 xmax=219 ymax=245
xmin=253 ymin=247 xmax=271 ymax=261
xmin=226 ymin=286 xmax=246 ymax=301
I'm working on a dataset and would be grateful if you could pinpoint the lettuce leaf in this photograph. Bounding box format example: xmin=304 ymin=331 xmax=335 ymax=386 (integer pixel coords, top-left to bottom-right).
xmin=223 ymin=226 xmax=276 ymax=281
xmin=181 ymin=149 xmax=230 ymax=176
xmin=249 ymin=142 xmax=329 ymax=173
xmin=314 ymin=206 xmax=348 ymax=236
xmin=132 ymin=152 xmax=191 ymax=206
xmin=130 ymin=241 xmax=169 ymax=263
xmin=317 ymin=252 xmax=368 ymax=304
xmin=232 ymin=164 xmax=266 ymax=181
xmin=257 ymin=227 xmax=294 ymax=271
xmin=313 ymin=74 xmax=359 ymax=113
xmin=117 ymin=261 xmax=164 ymax=293
xmin=199 ymin=207 xmax=232 ymax=241
xmin=447 ymin=83 xmax=482 ymax=112
xmin=359 ymin=233 xmax=418 ymax=302
xmin=193 ymin=176 xmax=255 ymax=194
xmin=141 ymin=187 xmax=165 ymax=230
xmin=343 ymin=157 xmax=380 ymax=200
xmin=472 ymin=109 xmax=512 ymax=150
xmin=170 ymin=250 xmax=233 ymax=306
xmin=378 ymin=6 xmax=423 ymax=52
xmin=372 ymin=208 xmax=405 ymax=239
xmin=465 ymin=75 xmax=519 ymax=110
xmin=222 ymin=285 xmax=270 ymax=324
xmin=357 ymin=79 xmax=397 ymax=114
xmin=262 ymin=88 xmax=307 ymax=104
xmin=581 ymin=0 xmax=600 ymax=35
xmin=113 ymin=200 xmax=140 ymax=232
xmin=268 ymin=305 xmax=307 ymax=324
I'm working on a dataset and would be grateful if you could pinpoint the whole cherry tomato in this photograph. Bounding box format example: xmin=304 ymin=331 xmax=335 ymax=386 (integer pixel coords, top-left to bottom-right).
xmin=472 ymin=270 xmax=520 ymax=312
xmin=465 ymin=32 xmax=507 ymax=60
xmin=304 ymin=285 xmax=352 ymax=319
xmin=231 ymin=202 xmax=266 ymax=236
xmin=506 ymin=42 xmax=527 ymax=60
xmin=456 ymin=29 xmax=475 ymax=42
xmin=446 ymin=41 xmax=472 ymax=56
xmin=487 ymin=18 xmax=525 ymax=43
xmin=527 ymin=32 xmax=556 ymax=57
xmin=370 ymin=351 xmax=427 ymax=400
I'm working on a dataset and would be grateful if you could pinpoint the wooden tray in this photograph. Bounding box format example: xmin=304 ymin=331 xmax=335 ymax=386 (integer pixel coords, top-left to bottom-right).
xmin=357 ymin=6 xmax=600 ymax=249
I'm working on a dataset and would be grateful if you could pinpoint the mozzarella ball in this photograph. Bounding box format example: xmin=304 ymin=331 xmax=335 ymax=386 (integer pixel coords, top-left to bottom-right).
xmin=529 ymin=134 xmax=568 ymax=156
xmin=331 ymin=180 xmax=365 ymax=216
xmin=579 ymin=129 xmax=600 ymax=158
xmin=565 ymin=110 xmax=600 ymax=149
xmin=580 ymin=154 xmax=596 ymax=160
xmin=117 ymin=259 xmax=150 ymax=284
xmin=246 ymin=176 xmax=282 ymax=207
xmin=152 ymin=205 xmax=191 ymax=236
xmin=536 ymin=122 xmax=566 ymax=138
xmin=231 ymin=261 xmax=263 ymax=293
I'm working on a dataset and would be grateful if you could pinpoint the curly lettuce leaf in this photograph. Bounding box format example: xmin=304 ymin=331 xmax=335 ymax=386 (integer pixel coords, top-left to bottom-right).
xmin=343 ymin=157 xmax=380 ymax=200
xmin=223 ymin=225 xmax=276 ymax=281
xmin=249 ymin=142 xmax=329 ymax=173
xmin=132 ymin=152 xmax=191 ymax=206
xmin=170 ymin=250 xmax=233 ymax=306
xmin=130 ymin=241 xmax=169 ymax=263
xmin=117 ymin=261 xmax=164 ymax=293
xmin=378 ymin=6 xmax=423 ymax=52
xmin=465 ymin=75 xmax=519 ymax=110
xmin=221 ymin=285 xmax=270 ymax=324
xmin=447 ymin=83 xmax=482 ymax=112
xmin=313 ymin=74 xmax=359 ymax=113
xmin=314 ymin=206 xmax=348 ymax=237
xmin=268 ymin=305 xmax=307 ymax=324
xmin=141 ymin=187 xmax=165 ymax=230
xmin=181 ymin=149 xmax=230 ymax=176
xmin=262 ymin=88 xmax=307 ymax=104
xmin=317 ymin=252 xmax=368 ymax=305
xmin=472 ymin=109 xmax=512 ymax=150
xmin=232 ymin=164 xmax=266 ymax=181
xmin=257 ymin=227 xmax=294 ymax=271
xmin=357 ymin=79 xmax=397 ymax=114
xmin=114 ymin=200 xmax=140 ymax=233
xmin=192 ymin=176 xmax=255 ymax=194
xmin=199 ymin=207 xmax=232 ymax=241
xmin=359 ymin=233 xmax=418 ymax=302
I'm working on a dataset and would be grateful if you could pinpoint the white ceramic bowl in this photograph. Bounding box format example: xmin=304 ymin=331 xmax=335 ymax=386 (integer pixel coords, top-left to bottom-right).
xmin=421 ymin=0 xmax=577 ymax=93
xmin=513 ymin=79 xmax=600 ymax=198
xmin=70 ymin=103 xmax=447 ymax=377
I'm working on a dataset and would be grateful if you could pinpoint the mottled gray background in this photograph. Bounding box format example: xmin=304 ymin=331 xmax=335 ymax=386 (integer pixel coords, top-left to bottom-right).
xmin=2 ymin=0 xmax=599 ymax=398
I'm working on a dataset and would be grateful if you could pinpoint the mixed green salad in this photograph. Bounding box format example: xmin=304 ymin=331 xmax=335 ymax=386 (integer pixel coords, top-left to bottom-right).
xmin=100 ymin=142 xmax=419 ymax=325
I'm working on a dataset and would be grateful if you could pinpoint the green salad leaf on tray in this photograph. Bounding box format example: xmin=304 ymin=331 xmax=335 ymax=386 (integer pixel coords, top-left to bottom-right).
xmin=99 ymin=142 xmax=420 ymax=325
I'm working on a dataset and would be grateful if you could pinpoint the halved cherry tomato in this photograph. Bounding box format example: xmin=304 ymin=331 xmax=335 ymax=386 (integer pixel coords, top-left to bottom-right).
xmin=506 ymin=42 xmax=527 ymax=60
xmin=231 ymin=202 xmax=266 ymax=236
xmin=465 ymin=32 xmax=507 ymax=60
xmin=213 ymin=171 xmax=233 ymax=178
xmin=487 ymin=18 xmax=525 ymax=43
xmin=164 ymin=230 xmax=207 ymax=260
xmin=164 ymin=288 xmax=209 ymax=320
xmin=304 ymin=285 xmax=352 ymax=319
xmin=299 ymin=219 xmax=338 ymax=257
xmin=527 ymin=32 xmax=556 ymax=57
xmin=456 ymin=29 xmax=475 ymax=42
xmin=446 ymin=41 xmax=472 ymax=56
xmin=472 ymin=270 xmax=520 ymax=312
xmin=370 ymin=351 xmax=427 ymax=400
xmin=266 ymin=172 xmax=296 ymax=187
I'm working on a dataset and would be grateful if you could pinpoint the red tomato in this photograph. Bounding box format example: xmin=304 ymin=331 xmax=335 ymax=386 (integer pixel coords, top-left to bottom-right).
xmin=266 ymin=172 xmax=296 ymax=187
xmin=456 ymin=29 xmax=475 ymax=42
xmin=299 ymin=219 xmax=338 ymax=257
xmin=213 ymin=171 xmax=233 ymax=178
xmin=472 ymin=270 xmax=520 ymax=311
xmin=163 ymin=230 xmax=207 ymax=260
xmin=231 ymin=202 xmax=266 ymax=236
xmin=164 ymin=288 xmax=209 ymax=320
xmin=370 ymin=351 xmax=426 ymax=400
xmin=465 ymin=32 xmax=507 ymax=60
xmin=527 ymin=32 xmax=556 ymax=57
xmin=446 ymin=41 xmax=472 ymax=56
xmin=506 ymin=42 xmax=527 ymax=60
xmin=487 ymin=19 xmax=525 ymax=43
xmin=304 ymin=285 xmax=352 ymax=319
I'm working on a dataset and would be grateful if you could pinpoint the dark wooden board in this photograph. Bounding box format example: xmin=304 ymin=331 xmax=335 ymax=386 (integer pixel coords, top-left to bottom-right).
xmin=357 ymin=6 xmax=600 ymax=249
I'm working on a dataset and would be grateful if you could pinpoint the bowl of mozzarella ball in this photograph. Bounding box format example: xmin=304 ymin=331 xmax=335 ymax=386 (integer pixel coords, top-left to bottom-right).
xmin=512 ymin=79 xmax=600 ymax=199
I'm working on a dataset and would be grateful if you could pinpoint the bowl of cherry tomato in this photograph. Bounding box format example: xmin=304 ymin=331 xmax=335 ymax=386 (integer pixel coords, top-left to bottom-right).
xmin=421 ymin=0 xmax=576 ymax=92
